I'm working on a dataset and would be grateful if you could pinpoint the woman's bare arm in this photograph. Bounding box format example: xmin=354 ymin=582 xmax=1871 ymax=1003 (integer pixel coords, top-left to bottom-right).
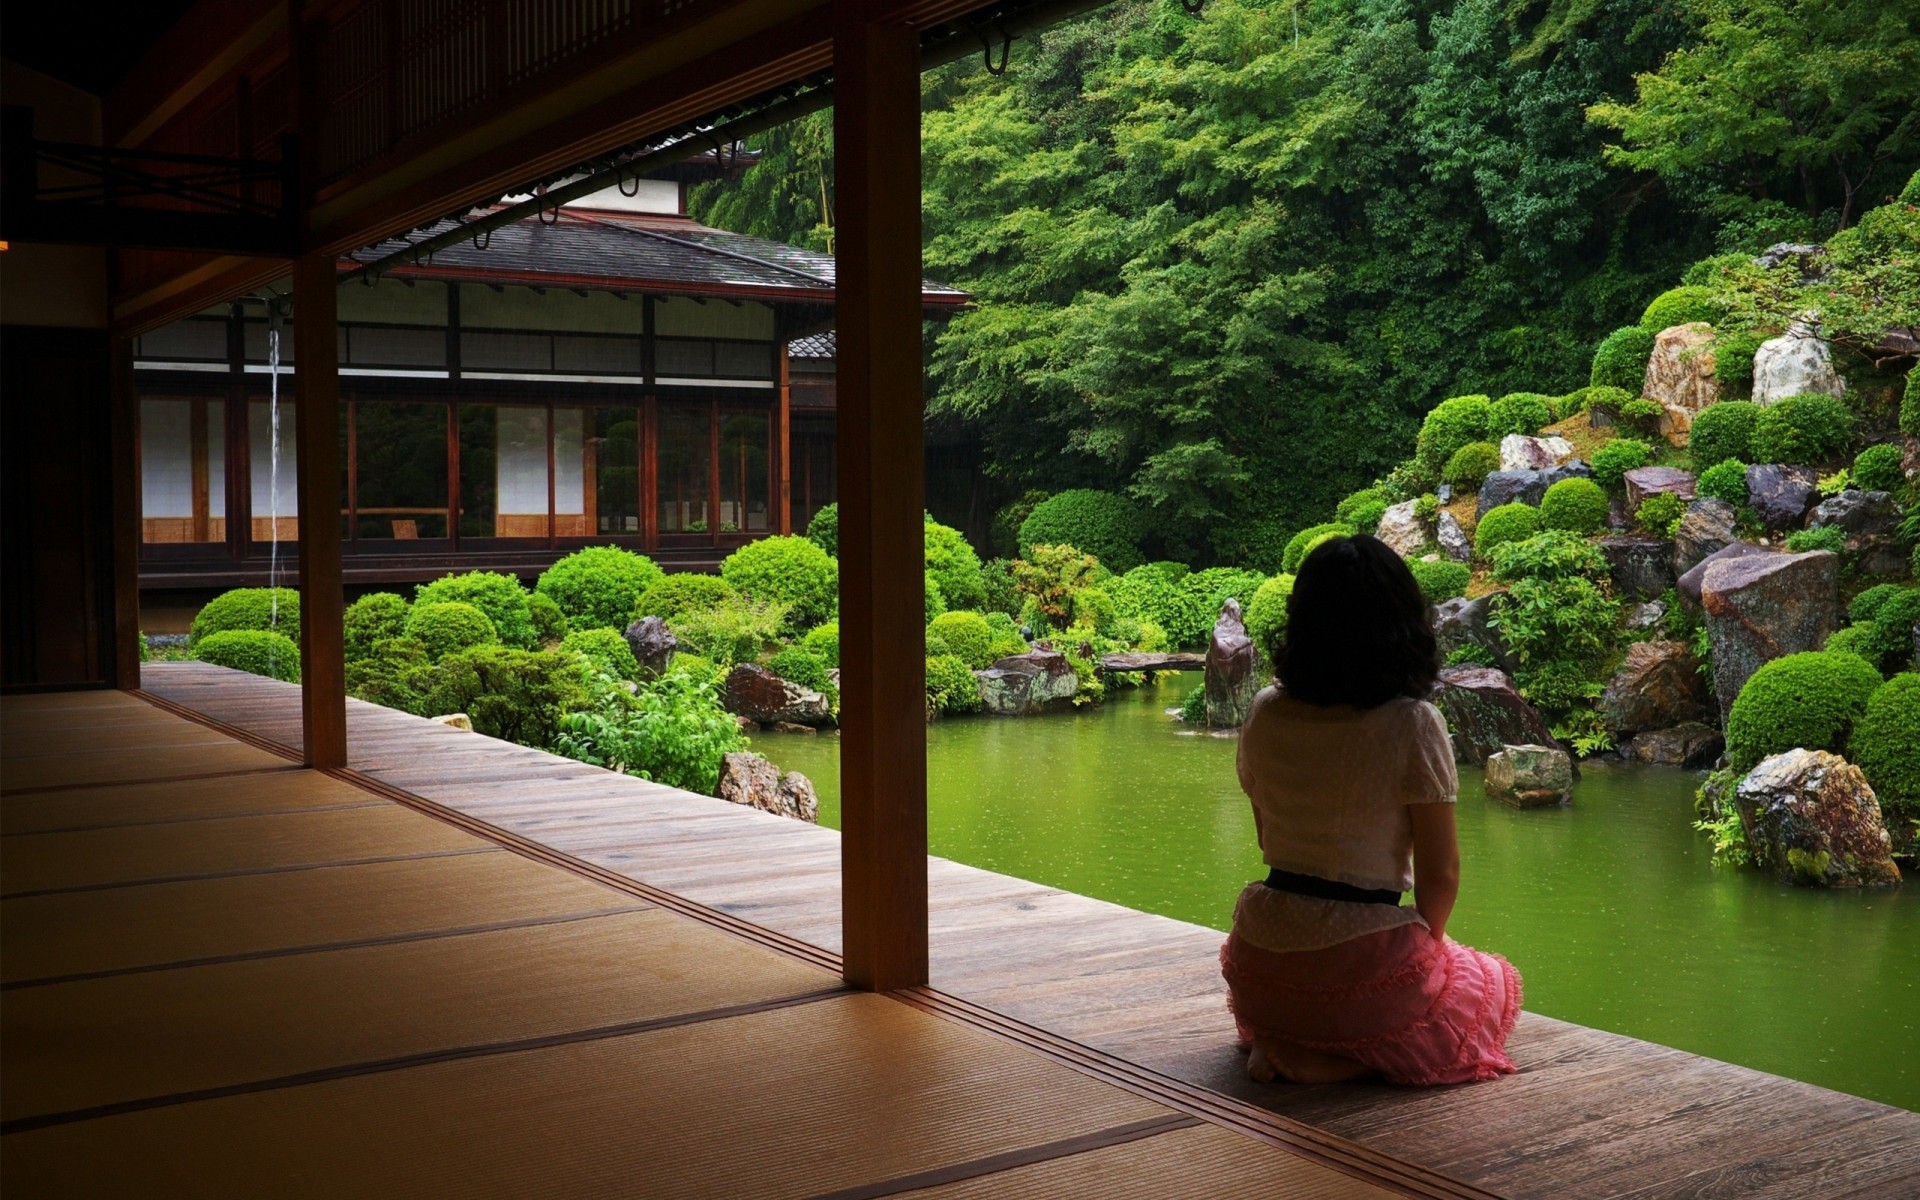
xmin=1409 ymin=803 xmax=1460 ymax=941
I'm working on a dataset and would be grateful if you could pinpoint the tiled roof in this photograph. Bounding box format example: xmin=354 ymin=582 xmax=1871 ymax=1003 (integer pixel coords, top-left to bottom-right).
xmin=788 ymin=330 xmax=835 ymax=359
xmin=359 ymin=210 xmax=967 ymax=306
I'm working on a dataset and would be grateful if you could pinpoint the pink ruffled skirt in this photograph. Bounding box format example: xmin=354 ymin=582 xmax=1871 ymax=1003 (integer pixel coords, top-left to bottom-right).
xmin=1220 ymin=924 xmax=1522 ymax=1086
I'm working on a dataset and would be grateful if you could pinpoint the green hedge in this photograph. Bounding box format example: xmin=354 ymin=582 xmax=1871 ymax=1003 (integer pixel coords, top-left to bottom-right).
xmin=528 ymin=591 xmax=569 ymax=644
xmin=1415 ymin=395 xmax=1492 ymax=470
xmin=194 ymin=629 xmax=301 ymax=682
xmin=559 ymin=627 xmax=641 ymax=681
xmin=924 ymin=517 xmax=987 ymax=611
xmin=636 ymin=573 xmax=738 ymax=621
xmin=405 ymin=600 xmax=499 ymax=662
xmin=1474 ymin=503 xmax=1541 ymax=559
xmin=768 ymin=646 xmax=833 ymax=693
xmin=1443 ymin=442 xmax=1502 ymax=490
xmin=535 ymin=547 xmax=663 ymax=631
xmin=1726 ymin=650 xmax=1884 ymax=771
xmin=1591 ymin=439 xmax=1653 ymax=490
xmin=1750 ymin=394 xmax=1854 ymax=464
xmin=1488 ymin=393 xmax=1554 ymax=439
xmin=807 ymin=502 xmax=839 ymax=554
xmin=1853 ymin=443 xmax=1905 ymax=493
xmin=721 ymin=536 xmax=838 ymax=631
xmin=926 ymin=654 xmax=982 ymax=715
xmin=343 ymin=593 xmax=408 ymax=663
xmin=189 ymin=587 xmax=301 ymax=649
xmin=418 ymin=646 xmax=590 ymax=749
xmin=1408 ymin=559 xmax=1470 ymax=604
xmin=415 ymin=572 xmax=536 ymax=649
xmin=1540 ymin=477 xmax=1609 ymax=534
xmin=1017 ymin=489 xmax=1145 ymax=572
xmin=1639 ymin=285 xmax=1721 ymax=331
xmin=1850 ymin=673 xmax=1920 ymax=847
xmin=1243 ymin=575 xmax=1295 ymax=659
xmin=1590 ymin=325 xmax=1655 ymax=391
xmin=928 ymin=610 xmax=996 ymax=668
xmin=1696 ymin=458 xmax=1749 ymax=505
xmin=1688 ymin=401 xmax=1758 ymax=468
xmin=802 ymin=621 xmax=840 ymax=668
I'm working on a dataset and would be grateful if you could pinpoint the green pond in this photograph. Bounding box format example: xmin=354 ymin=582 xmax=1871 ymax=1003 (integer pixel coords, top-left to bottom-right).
xmin=758 ymin=674 xmax=1918 ymax=1111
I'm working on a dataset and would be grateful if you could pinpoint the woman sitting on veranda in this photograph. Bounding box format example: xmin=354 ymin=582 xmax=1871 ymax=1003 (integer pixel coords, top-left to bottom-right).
xmin=1222 ymin=534 xmax=1523 ymax=1086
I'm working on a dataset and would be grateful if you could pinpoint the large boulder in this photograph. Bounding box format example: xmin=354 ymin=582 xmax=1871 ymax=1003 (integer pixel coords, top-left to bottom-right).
xmin=1499 ymin=434 xmax=1576 ymax=472
xmin=1745 ymin=464 xmax=1819 ymax=533
xmin=1623 ymin=466 xmax=1697 ymax=512
xmin=1642 ymin=323 xmax=1719 ymax=445
xmin=1432 ymin=595 xmax=1517 ymax=674
xmin=1485 ymin=744 xmax=1573 ymax=808
xmin=976 ymin=650 xmax=1079 ymax=717
xmin=1626 ymin=722 xmax=1724 ymax=769
xmin=1701 ymin=550 xmax=1840 ymax=727
xmin=1672 ymin=497 xmax=1739 ymax=575
xmin=1430 ymin=667 xmax=1559 ymax=765
xmin=1734 ymin=749 xmax=1899 ymax=887
xmin=622 ymin=615 xmax=678 ymax=680
xmin=1806 ymin=490 xmax=1905 ymax=574
xmin=1475 ymin=463 xmax=1593 ymax=519
xmin=722 ymin=663 xmax=835 ymax=727
xmin=1436 ymin=510 xmax=1472 ymax=562
xmin=1751 ymin=318 xmax=1846 ymax=406
xmin=1373 ymin=500 xmax=1428 ymax=558
xmin=1753 ymin=243 xmax=1826 ymax=273
xmin=1204 ymin=599 xmax=1261 ymax=728
xmin=717 ymin=751 xmax=820 ymax=823
xmin=1599 ymin=640 xmax=1711 ymax=735
xmin=1677 ymin=541 xmax=1774 ymax=607
xmin=1596 ymin=535 xmax=1676 ymax=600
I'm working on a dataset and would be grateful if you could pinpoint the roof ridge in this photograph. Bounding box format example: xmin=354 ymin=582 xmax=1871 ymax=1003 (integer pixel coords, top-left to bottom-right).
xmin=567 ymin=210 xmax=835 ymax=287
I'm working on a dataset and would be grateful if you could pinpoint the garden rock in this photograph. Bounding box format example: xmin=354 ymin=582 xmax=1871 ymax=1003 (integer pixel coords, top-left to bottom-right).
xmin=1642 ymin=323 xmax=1718 ymax=445
xmin=1743 ymin=464 xmax=1818 ymax=532
xmin=622 ymin=616 xmax=678 ymax=680
xmin=1752 ymin=243 xmax=1825 ymax=273
xmin=1373 ymin=500 xmax=1427 ymax=557
xmin=977 ymin=651 xmax=1079 ymax=717
xmin=1430 ymin=667 xmax=1559 ymax=765
xmin=1672 ymin=498 xmax=1739 ymax=575
xmin=717 ymin=751 xmax=820 ymax=823
xmin=1751 ymin=318 xmax=1846 ymax=405
xmin=1475 ymin=463 xmax=1592 ymax=519
xmin=1484 ymin=744 xmax=1573 ymax=808
xmin=1436 ymin=510 xmax=1471 ymax=562
xmin=1623 ymin=466 xmax=1696 ymax=511
xmin=1596 ymin=536 xmax=1676 ymax=599
xmin=1204 ymin=599 xmax=1261 ymax=728
xmin=1734 ymin=749 xmax=1899 ymax=887
xmin=1099 ymin=651 xmax=1206 ymax=673
xmin=1626 ymin=599 xmax=1668 ymax=631
xmin=1499 ymin=434 xmax=1576 ymax=472
xmin=431 ymin=713 xmax=474 ymax=732
xmin=722 ymin=663 xmax=835 ymax=727
xmin=1808 ymin=490 xmax=1905 ymax=575
xmin=1677 ymin=542 xmax=1774 ymax=606
xmin=1701 ymin=549 xmax=1839 ymax=726
xmin=1432 ymin=595 xmax=1517 ymax=674
xmin=1627 ymin=722 xmax=1724 ymax=769
xmin=1599 ymin=640 xmax=1710 ymax=735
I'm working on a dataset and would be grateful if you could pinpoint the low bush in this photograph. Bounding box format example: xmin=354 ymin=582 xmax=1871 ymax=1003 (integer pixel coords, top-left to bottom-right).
xmin=669 ymin=598 xmax=787 ymax=666
xmin=1620 ymin=398 xmax=1666 ymax=432
xmin=1180 ymin=567 xmax=1269 ymax=640
xmin=1785 ymin=526 xmax=1846 ymax=554
xmin=528 ymin=592 xmax=569 ymax=645
xmin=1853 ymin=443 xmax=1906 ymax=494
xmin=416 ymin=646 xmax=591 ymax=750
xmin=1243 ymin=575 xmax=1294 ymax=660
xmin=1697 ymin=458 xmax=1749 ymax=505
xmin=1010 ymin=544 xmax=1103 ymax=631
xmin=1849 ymin=583 xmax=1912 ymax=625
xmin=924 ymin=517 xmax=988 ymax=611
xmin=1850 ymin=673 xmax=1920 ymax=849
xmin=1408 ymin=559 xmax=1470 ymax=604
xmin=1714 ymin=331 xmax=1764 ymax=390
xmin=1416 ymin=395 xmax=1492 ymax=470
xmin=194 ymin=629 xmax=300 ymax=682
xmin=980 ymin=558 xmax=1021 ymax=616
xmin=1540 ymin=477 xmax=1610 ymax=534
xmin=553 ymin=671 xmax=745 ymax=795
xmin=1489 ymin=530 xmax=1610 ymax=583
xmin=1071 ymin=586 xmax=1118 ymax=636
xmin=1904 ymin=370 xmax=1920 ymax=437
xmin=1725 ymin=650 xmax=1884 ymax=770
xmin=806 ymin=502 xmax=839 ymax=554
xmin=636 ymin=573 xmax=737 ymax=621
xmin=559 ymin=627 xmax=640 ymax=681
xmin=721 ymin=536 xmax=838 ymax=631
xmin=1474 ymin=503 xmax=1541 ymax=559
xmin=1282 ymin=522 xmax=1353 ymax=574
xmin=1824 ymin=623 xmax=1881 ymax=665
xmin=345 ymin=636 xmax=429 ymax=712
xmin=534 ymin=546 xmax=662 ymax=631
xmin=189 ymin=587 xmax=301 ymax=649
xmin=1018 ymin=489 xmax=1145 ymax=572
xmin=1847 ymin=588 xmax=1920 ymax=673
xmin=1688 ymin=401 xmax=1759 ymax=468
xmin=1443 ymin=442 xmax=1502 ymax=490
xmin=1591 ymin=439 xmax=1653 ymax=491
xmin=925 ymin=571 xmax=947 ymax=624
xmin=768 ymin=646 xmax=833 ymax=693
xmin=924 ymin=631 xmax=952 ymax=658
xmin=1635 ymin=491 xmax=1688 ymax=538
xmin=983 ymin=611 xmax=1032 ymax=661
xmin=926 ymin=654 xmax=983 ymax=715
xmin=1590 ymin=326 xmax=1655 ymax=390
xmin=1750 ymin=394 xmax=1855 ymax=465
xmin=802 ymin=621 xmax=839 ymax=668
xmin=343 ymin=593 xmax=408 ymax=662
xmin=1335 ymin=487 xmax=1389 ymax=527
xmin=1639 ymin=286 xmax=1721 ymax=331
xmin=405 ymin=600 xmax=499 ymax=662
xmin=929 ymin=610 xmax=996 ymax=668
xmin=415 ymin=572 xmax=536 ymax=648
xmin=1493 ymin=575 xmax=1619 ymax=677
xmin=1560 ymin=385 xmax=1631 ymax=422
xmin=1488 ymin=393 xmax=1554 ymax=439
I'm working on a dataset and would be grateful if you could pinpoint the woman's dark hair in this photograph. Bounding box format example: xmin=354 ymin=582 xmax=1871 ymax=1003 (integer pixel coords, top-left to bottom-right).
xmin=1277 ymin=534 xmax=1438 ymax=708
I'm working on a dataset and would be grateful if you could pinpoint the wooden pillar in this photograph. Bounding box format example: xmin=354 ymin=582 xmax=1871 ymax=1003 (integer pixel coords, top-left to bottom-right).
xmin=777 ymin=343 xmax=793 ymax=534
xmin=109 ymin=337 xmax=142 ymax=691
xmin=293 ymin=255 xmax=347 ymax=768
xmin=834 ymin=8 xmax=926 ymax=993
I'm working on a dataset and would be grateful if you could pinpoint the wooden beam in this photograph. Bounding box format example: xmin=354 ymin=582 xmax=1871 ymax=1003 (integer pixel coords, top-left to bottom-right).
xmin=105 ymin=0 xmax=286 ymax=148
xmin=833 ymin=6 xmax=926 ymax=993
xmin=109 ymin=338 xmax=142 ymax=691
xmin=292 ymin=253 xmax=346 ymax=768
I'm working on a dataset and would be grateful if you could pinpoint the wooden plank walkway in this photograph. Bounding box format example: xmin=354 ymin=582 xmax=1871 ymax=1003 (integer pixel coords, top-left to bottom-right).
xmin=136 ymin=664 xmax=1920 ymax=1198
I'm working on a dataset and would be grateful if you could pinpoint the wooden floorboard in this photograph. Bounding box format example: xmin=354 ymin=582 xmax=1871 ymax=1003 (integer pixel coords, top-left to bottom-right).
xmin=133 ymin=663 xmax=1920 ymax=1199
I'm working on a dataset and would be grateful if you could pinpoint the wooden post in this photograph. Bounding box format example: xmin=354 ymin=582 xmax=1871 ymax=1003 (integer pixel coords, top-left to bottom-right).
xmin=109 ymin=337 xmax=142 ymax=691
xmin=834 ymin=7 xmax=926 ymax=993
xmin=777 ymin=343 xmax=793 ymax=534
xmin=293 ymin=254 xmax=347 ymax=768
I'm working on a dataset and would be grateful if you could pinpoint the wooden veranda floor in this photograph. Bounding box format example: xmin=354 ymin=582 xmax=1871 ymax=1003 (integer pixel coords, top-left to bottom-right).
xmin=15 ymin=664 xmax=1918 ymax=1198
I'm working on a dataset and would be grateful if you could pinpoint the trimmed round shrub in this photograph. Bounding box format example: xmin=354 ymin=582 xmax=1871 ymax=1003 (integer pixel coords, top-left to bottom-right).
xmin=924 ymin=632 xmax=951 ymax=658
xmin=1443 ymin=442 xmax=1502 ymax=490
xmin=534 ymin=547 xmax=662 ymax=632
xmin=1017 ymin=489 xmax=1145 ymax=572
xmin=1713 ymin=330 xmax=1764 ymax=390
xmin=1335 ymin=487 xmax=1387 ymax=525
xmin=636 ymin=573 xmax=737 ymax=621
xmin=1071 ymin=586 xmax=1118 ymax=636
xmin=925 ymin=570 xmax=947 ymax=624
xmin=1408 ymin=559 xmax=1470 ymax=604
xmin=1726 ymin=650 xmax=1884 ymax=770
xmin=768 ymin=646 xmax=832 ymax=693
xmin=928 ymin=610 xmax=996 ymax=669
xmin=924 ymin=517 xmax=987 ymax=612
xmin=1850 ymin=584 xmax=1914 ymax=625
xmin=1540 ymin=477 xmax=1610 ymax=534
xmin=194 ymin=629 xmax=300 ymax=682
xmin=189 ymin=587 xmax=301 ymax=649
xmin=1415 ymin=395 xmax=1492 ymax=470
xmin=926 ymin=654 xmax=982 ymax=715
xmin=559 ymin=627 xmax=640 ymax=681
xmin=1853 ymin=588 xmax=1920 ymax=673
xmin=405 ymin=600 xmax=499 ymax=662
xmin=1590 ymin=325 xmax=1656 ymax=390
xmin=1621 ymin=398 xmax=1666 ymax=430
xmin=1591 ymin=438 xmax=1653 ymax=491
xmin=343 ymin=593 xmax=408 ymax=662
xmin=1853 ymin=443 xmax=1905 ymax=493
xmin=1474 ymin=503 xmax=1542 ymax=559
xmin=802 ymin=621 xmax=839 ymax=668
xmin=1824 ymin=623 xmax=1881 ymax=664
xmin=528 ymin=591 xmax=568 ymax=645
xmin=1488 ymin=393 xmax=1554 ymax=439
xmin=1697 ymin=458 xmax=1749 ymax=505
xmin=720 ymin=536 xmax=838 ymax=630
xmin=415 ymin=572 xmax=535 ymax=648
xmin=1560 ymin=385 xmax=1631 ymax=422
xmin=1639 ymin=286 xmax=1721 ymax=331
xmin=1243 ymin=575 xmax=1295 ymax=660
xmin=1635 ymin=490 xmax=1688 ymax=538
xmin=1750 ymin=394 xmax=1854 ymax=465
xmin=807 ymin=502 xmax=839 ymax=554
xmin=1785 ymin=526 xmax=1846 ymax=554
xmin=1282 ymin=522 xmax=1353 ymax=574
xmin=1688 ymin=401 xmax=1759 ymax=468
xmin=1850 ymin=673 xmax=1920 ymax=844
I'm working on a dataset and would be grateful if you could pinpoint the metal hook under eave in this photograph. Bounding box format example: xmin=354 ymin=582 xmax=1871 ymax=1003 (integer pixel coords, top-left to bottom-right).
xmin=539 ymin=202 xmax=560 ymax=225
xmin=980 ymin=28 xmax=1011 ymax=75
xmin=472 ymin=225 xmax=493 ymax=251
xmin=618 ymin=172 xmax=641 ymax=198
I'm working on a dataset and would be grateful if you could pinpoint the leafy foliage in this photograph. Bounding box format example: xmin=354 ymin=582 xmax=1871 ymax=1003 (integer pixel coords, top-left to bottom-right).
xmin=1853 ymin=443 xmax=1905 ymax=493
xmin=189 ymin=588 xmax=301 ymax=649
xmin=418 ymin=646 xmax=591 ymax=749
xmin=404 ymin=601 xmax=499 ymax=662
xmin=1282 ymin=523 xmax=1353 ymax=574
xmin=1011 ymin=544 xmax=1104 ymax=630
xmin=637 ymin=574 xmax=738 ymax=621
xmin=802 ymin=620 xmax=840 ymax=668
xmin=194 ymin=629 xmax=300 ymax=682
xmin=1749 ymin=394 xmax=1855 ymax=464
xmin=1590 ymin=326 xmax=1655 ymax=390
xmin=1591 ymin=438 xmax=1653 ymax=490
xmin=669 ymin=598 xmax=788 ymax=667
xmin=1784 ymin=525 xmax=1846 ymax=554
xmin=1408 ymin=559 xmax=1471 ymax=604
xmin=1444 ymin=441 xmax=1503 ymax=489
xmin=528 ymin=592 xmax=569 ymax=645
xmin=1488 ymin=393 xmax=1554 ymax=439
xmin=559 ymin=627 xmax=641 ymax=682
xmin=535 ymin=547 xmax=662 ymax=632
xmin=928 ymin=610 xmax=997 ymax=668
xmin=1416 ymin=396 xmax=1493 ymax=471
xmin=1635 ymin=490 xmax=1689 ymax=537
xmin=1489 ymin=530 xmax=1611 ymax=583
xmin=554 ymin=671 xmax=747 ymax=796
xmin=1850 ymin=673 xmax=1920 ymax=849
xmin=1474 ymin=502 xmax=1542 ymax=558
xmin=768 ymin=646 xmax=833 ymax=693
xmin=1696 ymin=457 xmax=1750 ymax=504
xmin=1540 ymin=477 xmax=1610 ymax=533
xmin=415 ymin=572 xmax=536 ymax=649
xmin=926 ymin=654 xmax=983 ymax=715
xmin=807 ymin=502 xmax=839 ymax=554
xmin=720 ymin=536 xmax=838 ymax=630
xmin=1243 ymin=574 xmax=1295 ymax=660
xmin=1640 ymin=286 xmax=1722 ymax=331
xmin=1688 ymin=401 xmax=1758 ymax=468
xmin=1725 ymin=650 xmax=1884 ymax=770
xmin=344 ymin=593 xmax=408 ymax=663
xmin=1017 ymin=489 xmax=1145 ymax=572
xmin=924 ymin=517 xmax=989 ymax=611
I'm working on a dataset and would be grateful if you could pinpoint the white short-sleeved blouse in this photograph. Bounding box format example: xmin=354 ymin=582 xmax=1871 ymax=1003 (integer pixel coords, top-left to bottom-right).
xmin=1230 ymin=687 xmax=1458 ymax=953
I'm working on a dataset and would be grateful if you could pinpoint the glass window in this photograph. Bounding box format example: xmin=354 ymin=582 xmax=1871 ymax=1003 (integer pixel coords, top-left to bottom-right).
xmin=592 ymin=405 xmax=641 ymax=535
xmin=554 ymin=407 xmax=586 ymax=537
xmin=460 ymin=404 xmax=547 ymax=539
xmin=250 ymin=398 xmax=298 ymax=543
xmin=351 ymin=401 xmax=448 ymax=539
xmin=140 ymin=397 xmax=226 ymax=543
xmin=458 ymin=405 xmax=499 ymax=538
xmin=657 ymin=403 xmax=711 ymax=535
xmin=796 ymin=426 xmax=836 ymax=531
xmin=718 ymin=410 xmax=770 ymax=534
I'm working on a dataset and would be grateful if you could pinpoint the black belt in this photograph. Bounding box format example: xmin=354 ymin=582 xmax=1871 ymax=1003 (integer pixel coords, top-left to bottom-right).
xmin=1263 ymin=867 xmax=1402 ymax=906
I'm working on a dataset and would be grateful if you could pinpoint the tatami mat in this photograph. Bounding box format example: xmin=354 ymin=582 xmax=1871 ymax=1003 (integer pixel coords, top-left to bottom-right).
xmin=1 ymin=770 xmax=377 ymax=836
xmin=0 ymin=741 xmax=294 ymax=792
xmin=2 ymin=719 xmax=254 ymax=761
xmin=2 ymin=851 xmax=639 ymax=985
